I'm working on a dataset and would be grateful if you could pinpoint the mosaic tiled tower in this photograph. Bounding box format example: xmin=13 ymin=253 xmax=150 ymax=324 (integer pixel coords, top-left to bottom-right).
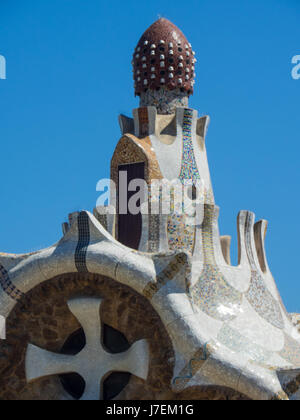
xmin=113 ymin=19 xmax=214 ymax=255
xmin=1 ymin=18 xmax=300 ymax=401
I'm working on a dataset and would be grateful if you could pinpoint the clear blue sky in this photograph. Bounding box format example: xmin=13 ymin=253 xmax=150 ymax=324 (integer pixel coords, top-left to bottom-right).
xmin=0 ymin=0 xmax=299 ymax=311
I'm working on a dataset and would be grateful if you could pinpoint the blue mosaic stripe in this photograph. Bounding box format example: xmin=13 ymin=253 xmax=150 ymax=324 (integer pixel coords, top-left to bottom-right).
xmin=75 ymin=212 xmax=90 ymax=273
xmin=173 ymin=343 xmax=209 ymax=386
xmin=0 ymin=263 xmax=25 ymax=301
xmin=179 ymin=109 xmax=200 ymax=183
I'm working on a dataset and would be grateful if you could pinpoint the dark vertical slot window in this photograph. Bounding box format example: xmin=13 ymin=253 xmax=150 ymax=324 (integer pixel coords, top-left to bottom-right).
xmin=118 ymin=162 xmax=145 ymax=250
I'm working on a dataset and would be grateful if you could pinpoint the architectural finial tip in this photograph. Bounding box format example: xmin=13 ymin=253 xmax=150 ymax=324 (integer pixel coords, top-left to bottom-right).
xmin=132 ymin=18 xmax=196 ymax=98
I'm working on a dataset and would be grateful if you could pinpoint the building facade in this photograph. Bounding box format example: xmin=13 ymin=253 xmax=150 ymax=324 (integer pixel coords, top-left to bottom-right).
xmin=0 ymin=19 xmax=300 ymax=401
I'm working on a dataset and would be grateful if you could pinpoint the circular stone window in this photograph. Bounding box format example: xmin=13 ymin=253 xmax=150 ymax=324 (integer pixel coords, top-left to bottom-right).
xmin=0 ymin=272 xmax=175 ymax=401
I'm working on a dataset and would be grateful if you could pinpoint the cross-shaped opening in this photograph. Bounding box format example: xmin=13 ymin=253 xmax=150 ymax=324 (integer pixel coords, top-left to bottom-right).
xmin=26 ymin=297 xmax=149 ymax=400
xmin=59 ymin=325 xmax=132 ymax=400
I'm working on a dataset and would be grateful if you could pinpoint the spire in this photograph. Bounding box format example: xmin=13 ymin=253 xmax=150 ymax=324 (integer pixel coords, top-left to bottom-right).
xmin=132 ymin=18 xmax=197 ymax=114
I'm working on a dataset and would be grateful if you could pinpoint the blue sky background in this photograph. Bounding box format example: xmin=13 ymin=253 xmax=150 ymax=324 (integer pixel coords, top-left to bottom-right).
xmin=0 ymin=0 xmax=299 ymax=311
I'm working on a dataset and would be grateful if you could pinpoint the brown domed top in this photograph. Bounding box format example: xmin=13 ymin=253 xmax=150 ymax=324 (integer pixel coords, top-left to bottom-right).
xmin=132 ymin=18 xmax=196 ymax=96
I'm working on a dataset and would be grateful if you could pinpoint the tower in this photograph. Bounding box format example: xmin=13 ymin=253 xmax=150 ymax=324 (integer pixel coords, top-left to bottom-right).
xmin=110 ymin=18 xmax=214 ymax=256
